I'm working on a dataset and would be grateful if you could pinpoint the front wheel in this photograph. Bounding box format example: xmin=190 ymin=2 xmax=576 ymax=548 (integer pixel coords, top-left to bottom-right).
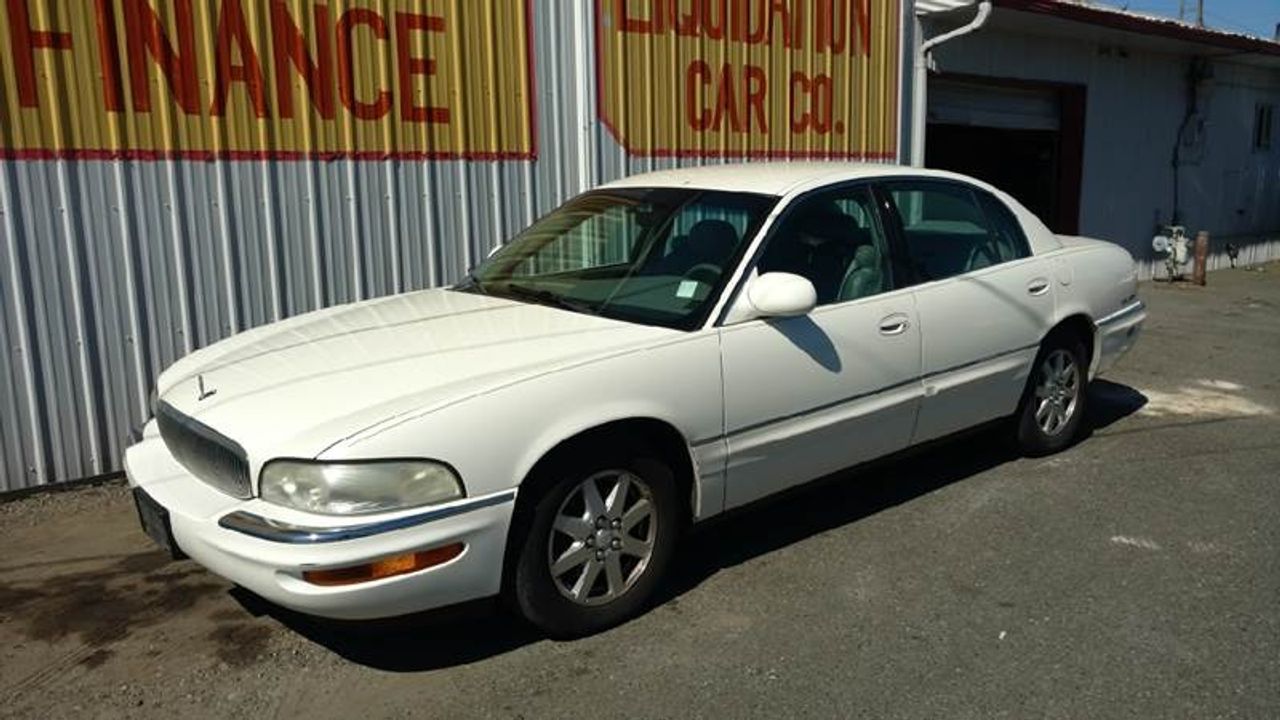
xmin=1015 ymin=336 xmax=1089 ymax=456
xmin=511 ymin=447 xmax=679 ymax=638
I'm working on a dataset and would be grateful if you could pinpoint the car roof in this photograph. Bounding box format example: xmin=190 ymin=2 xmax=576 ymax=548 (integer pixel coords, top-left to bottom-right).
xmin=599 ymin=162 xmax=976 ymax=197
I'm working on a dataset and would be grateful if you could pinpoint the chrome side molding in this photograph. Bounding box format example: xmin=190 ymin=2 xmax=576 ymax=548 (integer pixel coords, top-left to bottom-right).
xmin=1097 ymin=300 xmax=1146 ymax=327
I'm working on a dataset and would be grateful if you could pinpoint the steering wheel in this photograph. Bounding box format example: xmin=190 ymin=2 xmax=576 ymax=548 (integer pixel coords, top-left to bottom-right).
xmin=681 ymin=263 xmax=722 ymax=285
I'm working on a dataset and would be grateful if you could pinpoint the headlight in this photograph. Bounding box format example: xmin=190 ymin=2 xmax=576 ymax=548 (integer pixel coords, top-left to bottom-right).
xmin=259 ymin=460 xmax=464 ymax=516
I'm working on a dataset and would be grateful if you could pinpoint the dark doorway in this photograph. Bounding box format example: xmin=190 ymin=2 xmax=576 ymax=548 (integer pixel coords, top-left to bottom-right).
xmin=925 ymin=76 xmax=1086 ymax=235
xmin=927 ymin=124 xmax=1060 ymax=229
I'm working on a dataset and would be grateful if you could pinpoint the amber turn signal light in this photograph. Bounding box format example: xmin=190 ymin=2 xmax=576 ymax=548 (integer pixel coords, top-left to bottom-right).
xmin=302 ymin=543 xmax=465 ymax=587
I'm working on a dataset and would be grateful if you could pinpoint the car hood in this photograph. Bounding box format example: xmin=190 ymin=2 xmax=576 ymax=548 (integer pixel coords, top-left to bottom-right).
xmin=156 ymin=289 xmax=675 ymax=460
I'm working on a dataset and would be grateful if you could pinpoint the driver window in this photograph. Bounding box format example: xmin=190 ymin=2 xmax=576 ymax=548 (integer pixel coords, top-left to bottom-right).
xmin=757 ymin=186 xmax=893 ymax=306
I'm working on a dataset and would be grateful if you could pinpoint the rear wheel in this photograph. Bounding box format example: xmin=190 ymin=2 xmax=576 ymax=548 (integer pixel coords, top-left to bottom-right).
xmin=511 ymin=444 xmax=679 ymax=638
xmin=1016 ymin=335 xmax=1088 ymax=456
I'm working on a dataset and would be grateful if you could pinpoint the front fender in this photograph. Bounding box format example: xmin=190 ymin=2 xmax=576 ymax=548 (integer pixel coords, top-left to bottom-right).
xmin=317 ymin=332 xmax=725 ymax=512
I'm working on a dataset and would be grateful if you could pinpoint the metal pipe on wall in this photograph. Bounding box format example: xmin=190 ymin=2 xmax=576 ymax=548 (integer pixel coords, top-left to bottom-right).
xmin=910 ymin=0 xmax=993 ymax=167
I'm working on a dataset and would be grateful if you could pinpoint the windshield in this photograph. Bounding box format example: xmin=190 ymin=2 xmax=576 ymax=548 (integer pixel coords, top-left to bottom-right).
xmin=459 ymin=188 xmax=778 ymax=330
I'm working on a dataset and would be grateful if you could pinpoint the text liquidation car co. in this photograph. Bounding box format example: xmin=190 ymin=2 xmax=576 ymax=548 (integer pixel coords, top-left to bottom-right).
xmin=619 ymin=0 xmax=874 ymax=134
xmin=597 ymin=1 xmax=899 ymax=157
xmin=614 ymin=0 xmax=874 ymax=54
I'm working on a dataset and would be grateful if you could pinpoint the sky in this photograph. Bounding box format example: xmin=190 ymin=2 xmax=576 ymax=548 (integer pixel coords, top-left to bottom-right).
xmin=1094 ymin=0 xmax=1280 ymax=40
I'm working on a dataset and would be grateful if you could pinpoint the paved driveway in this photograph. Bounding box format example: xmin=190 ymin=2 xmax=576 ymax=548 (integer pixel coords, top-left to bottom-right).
xmin=3 ymin=266 xmax=1278 ymax=719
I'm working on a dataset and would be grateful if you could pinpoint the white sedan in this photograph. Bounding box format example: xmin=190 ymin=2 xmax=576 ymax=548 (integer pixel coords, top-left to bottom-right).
xmin=126 ymin=163 xmax=1145 ymax=637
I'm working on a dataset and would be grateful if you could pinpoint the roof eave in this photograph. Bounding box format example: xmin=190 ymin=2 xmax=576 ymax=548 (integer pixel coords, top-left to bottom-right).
xmin=919 ymin=0 xmax=1280 ymax=60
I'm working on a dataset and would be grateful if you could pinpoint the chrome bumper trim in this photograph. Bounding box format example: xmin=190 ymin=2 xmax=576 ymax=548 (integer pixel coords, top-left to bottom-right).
xmin=218 ymin=489 xmax=517 ymax=544
xmin=1097 ymin=300 xmax=1146 ymax=327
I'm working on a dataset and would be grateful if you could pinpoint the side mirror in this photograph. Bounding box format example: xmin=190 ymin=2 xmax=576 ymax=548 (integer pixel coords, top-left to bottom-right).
xmin=746 ymin=272 xmax=817 ymax=319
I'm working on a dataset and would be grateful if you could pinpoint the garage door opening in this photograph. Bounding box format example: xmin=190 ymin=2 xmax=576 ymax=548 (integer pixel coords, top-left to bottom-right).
xmin=925 ymin=77 xmax=1086 ymax=235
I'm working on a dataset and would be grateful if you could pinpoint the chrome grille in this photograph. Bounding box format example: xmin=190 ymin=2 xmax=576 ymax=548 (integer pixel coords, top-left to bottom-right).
xmin=156 ymin=402 xmax=252 ymax=499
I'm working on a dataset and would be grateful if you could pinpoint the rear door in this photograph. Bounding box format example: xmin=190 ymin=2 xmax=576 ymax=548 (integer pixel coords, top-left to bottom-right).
xmin=878 ymin=179 xmax=1055 ymax=443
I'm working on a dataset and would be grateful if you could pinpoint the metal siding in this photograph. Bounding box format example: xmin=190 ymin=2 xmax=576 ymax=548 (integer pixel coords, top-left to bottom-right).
xmin=0 ymin=0 xmax=905 ymax=491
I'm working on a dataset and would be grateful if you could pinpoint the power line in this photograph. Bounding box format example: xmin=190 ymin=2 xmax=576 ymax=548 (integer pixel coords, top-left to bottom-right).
xmin=1204 ymin=10 xmax=1268 ymax=36
xmin=1097 ymin=0 xmax=1274 ymax=37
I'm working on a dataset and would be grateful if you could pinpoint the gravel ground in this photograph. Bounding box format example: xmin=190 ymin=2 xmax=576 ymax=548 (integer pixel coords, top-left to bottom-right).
xmin=2 ymin=264 xmax=1278 ymax=719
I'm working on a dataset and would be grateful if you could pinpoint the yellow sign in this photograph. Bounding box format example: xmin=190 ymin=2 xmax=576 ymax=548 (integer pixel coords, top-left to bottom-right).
xmin=597 ymin=0 xmax=900 ymax=159
xmin=0 ymin=0 xmax=535 ymax=159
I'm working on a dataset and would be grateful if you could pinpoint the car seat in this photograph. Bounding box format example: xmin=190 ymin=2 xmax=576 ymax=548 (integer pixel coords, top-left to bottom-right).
xmin=760 ymin=206 xmax=862 ymax=304
xmin=652 ymin=219 xmax=739 ymax=277
xmin=839 ymin=243 xmax=884 ymax=301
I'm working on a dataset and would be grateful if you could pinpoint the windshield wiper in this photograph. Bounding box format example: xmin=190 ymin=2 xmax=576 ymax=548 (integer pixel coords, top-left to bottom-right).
xmin=503 ymin=283 xmax=598 ymax=315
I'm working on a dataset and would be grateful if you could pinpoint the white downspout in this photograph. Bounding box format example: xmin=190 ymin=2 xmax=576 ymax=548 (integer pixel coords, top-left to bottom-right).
xmin=910 ymin=1 xmax=993 ymax=166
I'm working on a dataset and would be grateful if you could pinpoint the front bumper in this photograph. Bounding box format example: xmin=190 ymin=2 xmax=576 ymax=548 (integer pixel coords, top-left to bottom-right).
xmin=124 ymin=437 xmax=517 ymax=620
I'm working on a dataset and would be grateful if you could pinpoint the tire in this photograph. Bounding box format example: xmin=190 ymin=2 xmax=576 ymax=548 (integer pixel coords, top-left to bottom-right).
xmin=1015 ymin=333 xmax=1089 ymax=456
xmin=510 ymin=441 xmax=680 ymax=638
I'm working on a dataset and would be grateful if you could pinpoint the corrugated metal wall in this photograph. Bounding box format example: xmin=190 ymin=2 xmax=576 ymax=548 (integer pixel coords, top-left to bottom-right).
xmin=0 ymin=0 xmax=908 ymax=491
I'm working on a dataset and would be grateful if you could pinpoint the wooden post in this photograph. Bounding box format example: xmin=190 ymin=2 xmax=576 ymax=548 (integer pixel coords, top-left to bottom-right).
xmin=1193 ymin=231 xmax=1209 ymax=286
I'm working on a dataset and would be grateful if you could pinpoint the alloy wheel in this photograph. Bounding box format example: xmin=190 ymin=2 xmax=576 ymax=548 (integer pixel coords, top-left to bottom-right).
xmin=1034 ymin=348 xmax=1080 ymax=436
xmin=546 ymin=470 xmax=657 ymax=606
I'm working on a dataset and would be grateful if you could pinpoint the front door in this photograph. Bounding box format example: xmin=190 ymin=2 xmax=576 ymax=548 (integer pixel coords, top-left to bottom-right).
xmin=718 ymin=184 xmax=923 ymax=510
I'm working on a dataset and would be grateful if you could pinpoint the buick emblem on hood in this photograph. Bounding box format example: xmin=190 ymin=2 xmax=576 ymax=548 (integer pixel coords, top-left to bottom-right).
xmin=197 ymin=375 xmax=217 ymax=402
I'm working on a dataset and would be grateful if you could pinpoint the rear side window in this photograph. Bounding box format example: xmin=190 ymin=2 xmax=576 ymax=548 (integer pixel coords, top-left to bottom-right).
xmin=883 ymin=181 xmax=1026 ymax=283
xmin=976 ymin=192 xmax=1031 ymax=262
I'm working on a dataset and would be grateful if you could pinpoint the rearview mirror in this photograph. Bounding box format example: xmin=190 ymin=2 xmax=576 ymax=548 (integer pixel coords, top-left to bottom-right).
xmin=746 ymin=272 xmax=817 ymax=319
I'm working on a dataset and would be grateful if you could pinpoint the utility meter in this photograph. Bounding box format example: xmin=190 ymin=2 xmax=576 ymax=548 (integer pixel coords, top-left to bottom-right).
xmin=1152 ymin=225 xmax=1190 ymax=280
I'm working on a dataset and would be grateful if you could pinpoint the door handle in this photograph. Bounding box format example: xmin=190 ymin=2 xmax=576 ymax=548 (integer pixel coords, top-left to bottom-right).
xmin=878 ymin=314 xmax=910 ymax=336
xmin=1027 ymin=278 xmax=1051 ymax=296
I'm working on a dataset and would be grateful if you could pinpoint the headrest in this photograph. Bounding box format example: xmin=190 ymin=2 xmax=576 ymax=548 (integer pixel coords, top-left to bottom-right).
xmin=853 ymin=244 xmax=878 ymax=267
xmin=687 ymin=219 xmax=739 ymax=253
xmin=794 ymin=209 xmax=867 ymax=248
